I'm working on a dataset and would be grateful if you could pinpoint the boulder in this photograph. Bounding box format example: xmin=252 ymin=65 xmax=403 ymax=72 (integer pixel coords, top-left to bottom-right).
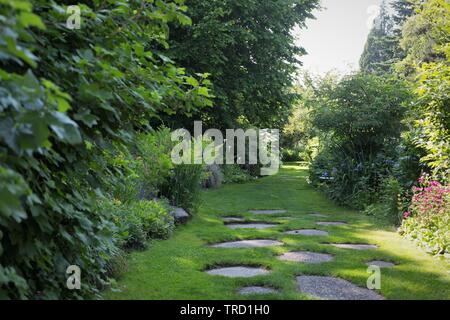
xmin=170 ymin=206 xmax=190 ymax=224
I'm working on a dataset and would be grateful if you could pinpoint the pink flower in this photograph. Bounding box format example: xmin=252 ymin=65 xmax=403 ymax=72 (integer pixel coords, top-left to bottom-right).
xmin=403 ymin=211 xmax=411 ymax=219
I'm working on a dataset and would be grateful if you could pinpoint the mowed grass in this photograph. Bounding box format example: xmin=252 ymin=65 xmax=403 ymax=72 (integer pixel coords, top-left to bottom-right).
xmin=105 ymin=164 xmax=450 ymax=300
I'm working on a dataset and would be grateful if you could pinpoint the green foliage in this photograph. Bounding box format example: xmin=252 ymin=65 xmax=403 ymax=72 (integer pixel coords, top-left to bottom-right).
xmin=282 ymin=85 xmax=314 ymax=162
xmin=308 ymin=73 xmax=411 ymax=208
xmin=169 ymin=0 xmax=320 ymax=128
xmin=399 ymin=176 xmax=449 ymax=255
xmin=161 ymin=164 xmax=204 ymax=212
xmin=363 ymin=177 xmax=405 ymax=225
xmin=397 ymin=0 xmax=450 ymax=180
xmin=136 ymin=128 xmax=174 ymax=198
xmin=0 ymin=0 xmax=210 ymax=299
xmin=101 ymin=199 xmax=174 ymax=250
xmin=222 ymin=164 xmax=252 ymax=184
xmin=360 ymin=0 xmax=400 ymax=74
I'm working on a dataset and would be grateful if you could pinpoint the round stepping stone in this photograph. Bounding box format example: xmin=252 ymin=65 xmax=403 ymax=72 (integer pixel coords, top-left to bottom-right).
xmin=297 ymin=275 xmax=384 ymax=300
xmin=278 ymin=251 xmax=334 ymax=264
xmin=284 ymin=229 xmax=329 ymax=236
xmin=250 ymin=210 xmax=287 ymax=215
xmin=222 ymin=217 xmax=245 ymax=222
xmin=330 ymin=243 xmax=378 ymax=250
xmin=238 ymin=286 xmax=279 ymax=295
xmin=226 ymin=223 xmax=278 ymax=229
xmin=206 ymin=266 xmax=270 ymax=278
xmin=316 ymin=221 xmax=347 ymax=226
xmin=210 ymin=239 xmax=284 ymax=248
xmin=366 ymin=260 xmax=395 ymax=268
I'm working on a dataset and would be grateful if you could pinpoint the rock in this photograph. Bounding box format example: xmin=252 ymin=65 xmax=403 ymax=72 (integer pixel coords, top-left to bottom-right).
xmin=210 ymin=239 xmax=284 ymax=248
xmin=297 ymin=275 xmax=384 ymax=300
xmin=284 ymin=229 xmax=329 ymax=236
xmin=222 ymin=217 xmax=246 ymax=222
xmin=316 ymin=221 xmax=347 ymax=226
xmin=226 ymin=223 xmax=278 ymax=229
xmin=170 ymin=207 xmax=190 ymax=224
xmin=278 ymin=251 xmax=334 ymax=264
xmin=206 ymin=266 xmax=270 ymax=278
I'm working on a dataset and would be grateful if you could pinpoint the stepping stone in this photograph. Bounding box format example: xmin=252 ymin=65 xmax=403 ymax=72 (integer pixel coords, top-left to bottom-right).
xmin=278 ymin=251 xmax=334 ymax=264
xmin=210 ymin=239 xmax=283 ymax=248
xmin=297 ymin=276 xmax=384 ymax=300
xmin=226 ymin=223 xmax=278 ymax=229
xmin=366 ymin=260 xmax=395 ymax=268
xmin=238 ymin=286 xmax=279 ymax=295
xmin=250 ymin=210 xmax=287 ymax=215
xmin=330 ymin=243 xmax=378 ymax=250
xmin=316 ymin=221 xmax=347 ymax=226
xmin=222 ymin=217 xmax=245 ymax=222
xmin=284 ymin=229 xmax=329 ymax=236
xmin=206 ymin=266 xmax=270 ymax=278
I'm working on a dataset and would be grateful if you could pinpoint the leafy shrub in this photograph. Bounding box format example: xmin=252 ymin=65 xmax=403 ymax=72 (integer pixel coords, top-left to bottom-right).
xmin=161 ymin=164 xmax=204 ymax=212
xmin=282 ymin=148 xmax=302 ymax=162
xmin=399 ymin=175 xmax=450 ymax=255
xmin=363 ymin=177 xmax=405 ymax=225
xmin=101 ymin=141 xmax=141 ymax=203
xmin=222 ymin=164 xmax=252 ymax=184
xmin=0 ymin=0 xmax=210 ymax=299
xmin=308 ymin=74 xmax=411 ymax=209
xmin=136 ymin=129 xmax=174 ymax=198
xmin=102 ymin=199 xmax=174 ymax=250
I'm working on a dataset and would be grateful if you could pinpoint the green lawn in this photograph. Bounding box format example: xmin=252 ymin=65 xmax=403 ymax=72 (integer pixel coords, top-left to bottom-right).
xmin=105 ymin=164 xmax=450 ymax=300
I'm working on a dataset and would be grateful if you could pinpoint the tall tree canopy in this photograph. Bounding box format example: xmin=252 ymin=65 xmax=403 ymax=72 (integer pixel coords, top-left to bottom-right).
xmin=168 ymin=0 xmax=320 ymax=129
xmin=360 ymin=0 xmax=415 ymax=74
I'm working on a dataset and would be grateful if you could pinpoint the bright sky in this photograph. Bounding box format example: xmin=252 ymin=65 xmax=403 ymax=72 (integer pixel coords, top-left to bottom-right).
xmin=295 ymin=0 xmax=385 ymax=75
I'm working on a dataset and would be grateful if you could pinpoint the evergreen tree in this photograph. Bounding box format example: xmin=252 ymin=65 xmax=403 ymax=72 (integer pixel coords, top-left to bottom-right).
xmin=359 ymin=0 xmax=415 ymax=75
xmin=360 ymin=0 xmax=398 ymax=74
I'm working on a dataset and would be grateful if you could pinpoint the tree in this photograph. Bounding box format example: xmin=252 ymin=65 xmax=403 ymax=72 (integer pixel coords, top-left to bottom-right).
xmin=309 ymin=73 xmax=411 ymax=207
xmin=168 ymin=0 xmax=320 ymax=129
xmin=391 ymin=0 xmax=416 ymax=34
xmin=397 ymin=0 xmax=450 ymax=180
xmin=360 ymin=0 xmax=415 ymax=74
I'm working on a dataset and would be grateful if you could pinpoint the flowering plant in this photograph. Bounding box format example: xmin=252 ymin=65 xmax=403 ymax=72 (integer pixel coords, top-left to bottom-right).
xmin=399 ymin=174 xmax=449 ymax=255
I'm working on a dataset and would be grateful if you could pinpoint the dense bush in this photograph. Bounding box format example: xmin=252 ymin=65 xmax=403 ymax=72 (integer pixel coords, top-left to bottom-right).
xmin=281 ymin=147 xmax=303 ymax=162
xmin=308 ymin=74 xmax=411 ymax=208
xmin=161 ymin=164 xmax=204 ymax=212
xmin=222 ymin=164 xmax=252 ymax=184
xmin=363 ymin=177 xmax=406 ymax=225
xmin=136 ymin=128 xmax=174 ymax=199
xmin=0 ymin=0 xmax=211 ymax=299
xmin=399 ymin=175 xmax=450 ymax=255
xmin=102 ymin=199 xmax=174 ymax=250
